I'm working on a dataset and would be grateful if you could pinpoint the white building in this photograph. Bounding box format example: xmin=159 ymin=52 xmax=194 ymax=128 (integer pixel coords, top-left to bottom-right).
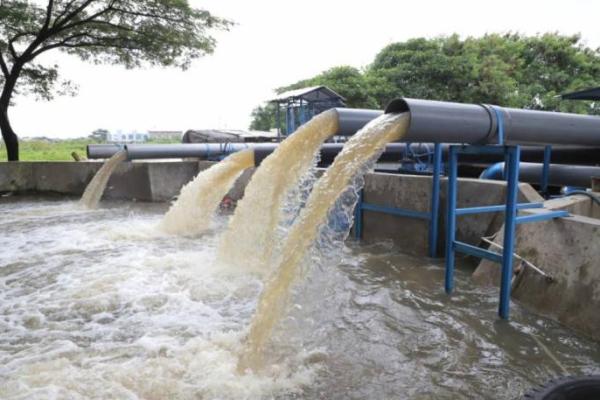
xmin=148 ymin=130 xmax=182 ymax=141
xmin=107 ymin=130 xmax=149 ymax=143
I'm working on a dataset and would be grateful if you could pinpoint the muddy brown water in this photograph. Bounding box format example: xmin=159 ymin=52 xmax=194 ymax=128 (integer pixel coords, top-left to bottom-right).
xmin=1 ymin=197 xmax=598 ymax=399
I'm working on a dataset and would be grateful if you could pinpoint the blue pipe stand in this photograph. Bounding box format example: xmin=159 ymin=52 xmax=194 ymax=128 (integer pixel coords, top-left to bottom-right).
xmin=354 ymin=143 xmax=443 ymax=258
xmin=444 ymin=108 xmax=568 ymax=319
xmin=352 ymin=108 xmax=568 ymax=319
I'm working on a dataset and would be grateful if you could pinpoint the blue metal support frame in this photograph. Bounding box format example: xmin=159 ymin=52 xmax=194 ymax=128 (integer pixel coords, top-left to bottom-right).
xmin=353 ymin=190 xmax=364 ymax=240
xmin=498 ymin=145 xmax=520 ymax=319
xmin=444 ymin=145 xmax=459 ymax=294
xmin=444 ymin=108 xmax=568 ymax=320
xmin=428 ymin=143 xmax=442 ymax=257
xmin=445 ymin=144 xmax=523 ymax=318
xmin=299 ymin=99 xmax=307 ymax=125
xmin=516 ymin=210 xmax=569 ymax=224
xmin=455 ymin=202 xmax=543 ymax=215
xmin=454 ymin=241 xmax=503 ymax=263
xmin=286 ymin=104 xmax=295 ymax=135
xmin=354 ymin=143 xmax=443 ymax=257
xmin=351 ymin=106 xmax=568 ymax=320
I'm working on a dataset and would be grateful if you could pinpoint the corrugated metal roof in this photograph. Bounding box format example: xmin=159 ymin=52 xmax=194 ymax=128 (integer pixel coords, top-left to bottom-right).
xmin=560 ymin=87 xmax=600 ymax=101
xmin=182 ymin=129 xmax=277 ymax=143
xmin=269 ymin=85 xmax=346 ymax=103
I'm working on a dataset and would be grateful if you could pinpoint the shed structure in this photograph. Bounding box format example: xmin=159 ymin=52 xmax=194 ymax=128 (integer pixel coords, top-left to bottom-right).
xmin=269 ymin=85 xmax=346 ymax=138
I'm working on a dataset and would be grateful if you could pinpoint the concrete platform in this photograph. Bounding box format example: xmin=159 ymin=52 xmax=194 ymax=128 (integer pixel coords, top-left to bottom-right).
xmin=472 ymin=195 xmax=600 ymax=341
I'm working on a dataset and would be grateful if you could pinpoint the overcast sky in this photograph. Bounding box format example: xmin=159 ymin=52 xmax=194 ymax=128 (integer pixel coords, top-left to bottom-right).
xmin=8 ymin=0 xmax=600 ymax=138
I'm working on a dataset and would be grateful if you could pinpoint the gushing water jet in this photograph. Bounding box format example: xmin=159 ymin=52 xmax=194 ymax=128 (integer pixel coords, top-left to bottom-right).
xmin=160 ymin=149 xmax=255 ymax=235
xmin=216 ymin=110 xmax=339 ymax=272
xmin=79 ymin=150 xmax=127 ymax=209
xmin=237 ymin=112 xmax=411 ymax=372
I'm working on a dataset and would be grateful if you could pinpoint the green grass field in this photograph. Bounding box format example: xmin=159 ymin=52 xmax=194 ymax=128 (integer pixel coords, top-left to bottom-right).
xmin=0 ymin=138 xmax=178 ymax=161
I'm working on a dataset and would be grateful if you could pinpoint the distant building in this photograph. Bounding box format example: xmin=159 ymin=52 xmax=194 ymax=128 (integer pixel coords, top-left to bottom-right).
xmin=106 ymin=130 xmax=148 ymax=143
xmin=148 ymin=130 xmax=182 ymax=141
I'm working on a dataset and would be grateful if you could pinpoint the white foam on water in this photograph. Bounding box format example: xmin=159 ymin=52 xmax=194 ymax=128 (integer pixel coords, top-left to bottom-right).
xmin=0 ymin=201 xmax=318 ymax=399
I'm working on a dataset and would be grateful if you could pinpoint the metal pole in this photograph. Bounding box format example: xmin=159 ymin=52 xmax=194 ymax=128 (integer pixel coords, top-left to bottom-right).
xmin=354 ymin=190 xmax=364 ymax=240
xmin=444 ymin=146 xmax=459 ymax=294
xmin=499 ymin=146 xmax=521 ymax=319
xmin=276 ymin=104 xmax=281 ymax=141
xmin=299 ymin=99 xmax=306 ymax=125
xmin=286 ymin=101 xmax=295 ymax=135
xmin=428 ymin=143 xmax=442 ymax=258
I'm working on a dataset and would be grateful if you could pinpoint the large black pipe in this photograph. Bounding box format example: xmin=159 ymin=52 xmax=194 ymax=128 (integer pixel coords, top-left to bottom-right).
xmin=336 ymin=98 xmax=600 ymax=146
xmin=481 ymin=162 xmax=600 ymax=188
xmin=90 ymin=98 xmax=600 ymax=161
xmin=87 ymin=144 xmax=125 ymax=159
xmin=87 ymin=142 xmax=600 ymax=166
xmin=87 ymin=143 xmax=411 ymax=165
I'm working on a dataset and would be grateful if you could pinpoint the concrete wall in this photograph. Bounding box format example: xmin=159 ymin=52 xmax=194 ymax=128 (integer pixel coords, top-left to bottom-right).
xmin=555 ymin=194 xmax=600 ymax=219
xmin=0 ymin=160 xmax=256 ymax=203
xmin=0 ymin=161 xmax=200 ymax=202
xmin=359 ymin=172 xmax=541 ymax=257
xmin=472 ymin=195 xmax=600 ymax=341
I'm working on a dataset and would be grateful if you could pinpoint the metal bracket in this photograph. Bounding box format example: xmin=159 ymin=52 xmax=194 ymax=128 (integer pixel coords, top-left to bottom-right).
xmin=354 ymin=143 xmax=442 ymax=258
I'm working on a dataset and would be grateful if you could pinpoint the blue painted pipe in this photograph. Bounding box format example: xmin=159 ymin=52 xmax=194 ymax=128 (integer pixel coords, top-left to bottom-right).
xmin=479 ymin=162 xmax=505 ymax=180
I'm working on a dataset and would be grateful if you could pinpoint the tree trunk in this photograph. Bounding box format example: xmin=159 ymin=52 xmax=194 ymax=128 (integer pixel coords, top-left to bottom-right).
xmin=0 ymin=103 xmax=19 ymax=161
xmin=0 ymin=64 xmax=22 ymax=161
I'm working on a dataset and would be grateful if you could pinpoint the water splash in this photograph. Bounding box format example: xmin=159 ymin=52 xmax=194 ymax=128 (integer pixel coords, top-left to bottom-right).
xmin=238 ymin=112 xmax=410 ymax=372
xmin=79 ymin=150 xmax=127 ymax=209
xmin=0 ymin=201 xmax=318 ymax=399
xmin=160 ymin=150 xmax=255 ymax=235
xmin=216 ymin=110 xmax=339 ymax=273
xmin=2 ymin=198 xmax=599 ymax=398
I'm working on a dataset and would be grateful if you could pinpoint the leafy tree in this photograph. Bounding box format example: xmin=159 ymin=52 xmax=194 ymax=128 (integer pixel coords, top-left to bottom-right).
xmin=0 ymin=0 xmax=231 ymax=161
xmin=249 ymin=103 xmax=277 ymax=131
xmin=251 ymin=33 xmax=600 ymax=130
xmin=89 ymin=128 xmax=108 ymax=141
xmin=367 ymin=33 xmax=600 ymax=113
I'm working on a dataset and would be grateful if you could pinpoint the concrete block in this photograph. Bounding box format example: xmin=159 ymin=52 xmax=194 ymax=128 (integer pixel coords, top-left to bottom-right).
xmin=0 ymin=162 xmax=35 ymax=192
xmin=471 ymin=195 xmax=600 ymax=340
xmin=147 ymin=161 xmax=199 ymax=202
xmin=33 ymin=162 xmax=102 ymax=195
xmin=0 ymin=161 xmax=203 ymax=202
xmin=511 ymin=216 xmax=600 ymax=341
xmin=360 ymin=173 xmax=432 ymax=255
xmin=102 ymin=162 xmax=153 ymax=201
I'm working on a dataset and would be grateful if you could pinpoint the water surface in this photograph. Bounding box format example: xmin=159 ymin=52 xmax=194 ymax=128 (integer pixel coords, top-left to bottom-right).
xmin=1 ymin=197 xmax=598 ymax=399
